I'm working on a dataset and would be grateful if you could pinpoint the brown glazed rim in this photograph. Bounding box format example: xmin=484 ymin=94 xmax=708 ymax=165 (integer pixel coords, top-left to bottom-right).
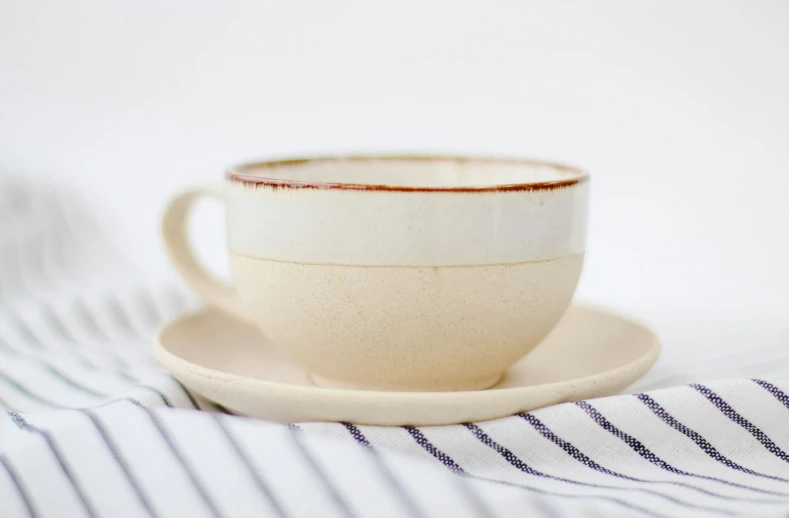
xmin=226 ymin=154 xmax=589 ymax=192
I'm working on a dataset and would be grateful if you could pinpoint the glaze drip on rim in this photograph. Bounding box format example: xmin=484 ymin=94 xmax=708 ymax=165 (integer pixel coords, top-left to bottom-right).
xmin=226 ymin=155 xmax=589 ymax=192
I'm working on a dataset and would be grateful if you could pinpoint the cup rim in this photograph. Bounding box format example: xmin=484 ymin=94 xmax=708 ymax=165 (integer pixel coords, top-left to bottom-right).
xmin=226 ymin=154 xmax=589 ymax=192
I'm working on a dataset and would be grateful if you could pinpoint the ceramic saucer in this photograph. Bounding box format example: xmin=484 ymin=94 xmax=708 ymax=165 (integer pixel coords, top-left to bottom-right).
xmin=154 ymin=304 xmax=659 ymax=426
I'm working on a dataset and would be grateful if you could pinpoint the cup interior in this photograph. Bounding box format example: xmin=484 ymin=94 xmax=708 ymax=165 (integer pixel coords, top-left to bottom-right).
xmin=228 ymin=155 xmax=585 ymax=190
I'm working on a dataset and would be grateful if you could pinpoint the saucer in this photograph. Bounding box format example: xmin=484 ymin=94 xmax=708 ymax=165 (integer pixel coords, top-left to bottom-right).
xmin=154 ymin=304 xmax=660 ymax=425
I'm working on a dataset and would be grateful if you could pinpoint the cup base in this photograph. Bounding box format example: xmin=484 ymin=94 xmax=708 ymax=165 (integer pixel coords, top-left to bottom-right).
xmin=307 ymin=372 xmax=503 ymax=392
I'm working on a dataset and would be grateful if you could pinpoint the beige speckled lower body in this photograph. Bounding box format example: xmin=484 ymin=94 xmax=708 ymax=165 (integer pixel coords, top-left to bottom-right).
xmin=229 ymin=253 xmax=584 ymax=392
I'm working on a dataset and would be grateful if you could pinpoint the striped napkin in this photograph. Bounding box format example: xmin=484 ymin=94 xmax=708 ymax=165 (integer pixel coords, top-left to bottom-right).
xmin=2 ymin=179 xmax=789 ymax=518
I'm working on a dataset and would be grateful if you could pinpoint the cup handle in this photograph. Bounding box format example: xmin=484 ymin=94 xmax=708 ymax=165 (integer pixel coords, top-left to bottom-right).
xmin=161 ymin=183 xmax=248 ymax=321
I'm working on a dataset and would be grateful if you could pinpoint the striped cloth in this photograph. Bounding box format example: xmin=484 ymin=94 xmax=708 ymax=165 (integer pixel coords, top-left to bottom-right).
xmin=2 ymin=178 xmax=789 ymax=518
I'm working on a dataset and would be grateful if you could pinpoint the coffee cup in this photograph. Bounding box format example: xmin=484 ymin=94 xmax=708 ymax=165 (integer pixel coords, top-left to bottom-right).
xmin=161 ymin=155 xmax=589 ymax=392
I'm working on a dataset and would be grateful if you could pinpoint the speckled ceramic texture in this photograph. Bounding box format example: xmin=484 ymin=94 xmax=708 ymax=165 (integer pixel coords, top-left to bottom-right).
xmin=154 ymin=304 xmax=660 ymax=425
xmin=230 ymin=253 xmax=584 ymax=391
xmin=161 ymin=155 xmax=590 ymax=391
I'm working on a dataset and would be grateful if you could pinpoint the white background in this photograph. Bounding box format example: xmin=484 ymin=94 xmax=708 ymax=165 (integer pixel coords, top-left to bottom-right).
xmin=1 ymin=1 xmax=788 ymax=335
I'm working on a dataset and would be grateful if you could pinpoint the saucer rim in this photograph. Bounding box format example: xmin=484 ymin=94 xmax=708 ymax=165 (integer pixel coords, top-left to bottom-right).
xmin=154 ymin=303 xmax=660 ymax=404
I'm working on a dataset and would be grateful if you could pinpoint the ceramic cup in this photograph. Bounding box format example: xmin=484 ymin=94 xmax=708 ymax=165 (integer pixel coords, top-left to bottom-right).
xmin=161 ymin=155 xmax=589 ymax=392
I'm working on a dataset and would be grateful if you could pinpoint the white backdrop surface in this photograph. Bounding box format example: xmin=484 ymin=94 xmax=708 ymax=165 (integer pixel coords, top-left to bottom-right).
xmin=1 ymin=0 xmax=788 ymax=327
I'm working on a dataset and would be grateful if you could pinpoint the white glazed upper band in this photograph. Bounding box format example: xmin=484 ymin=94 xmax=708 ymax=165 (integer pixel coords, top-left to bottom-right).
xmin=226 ymin=181 xmax=588 ymax=266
